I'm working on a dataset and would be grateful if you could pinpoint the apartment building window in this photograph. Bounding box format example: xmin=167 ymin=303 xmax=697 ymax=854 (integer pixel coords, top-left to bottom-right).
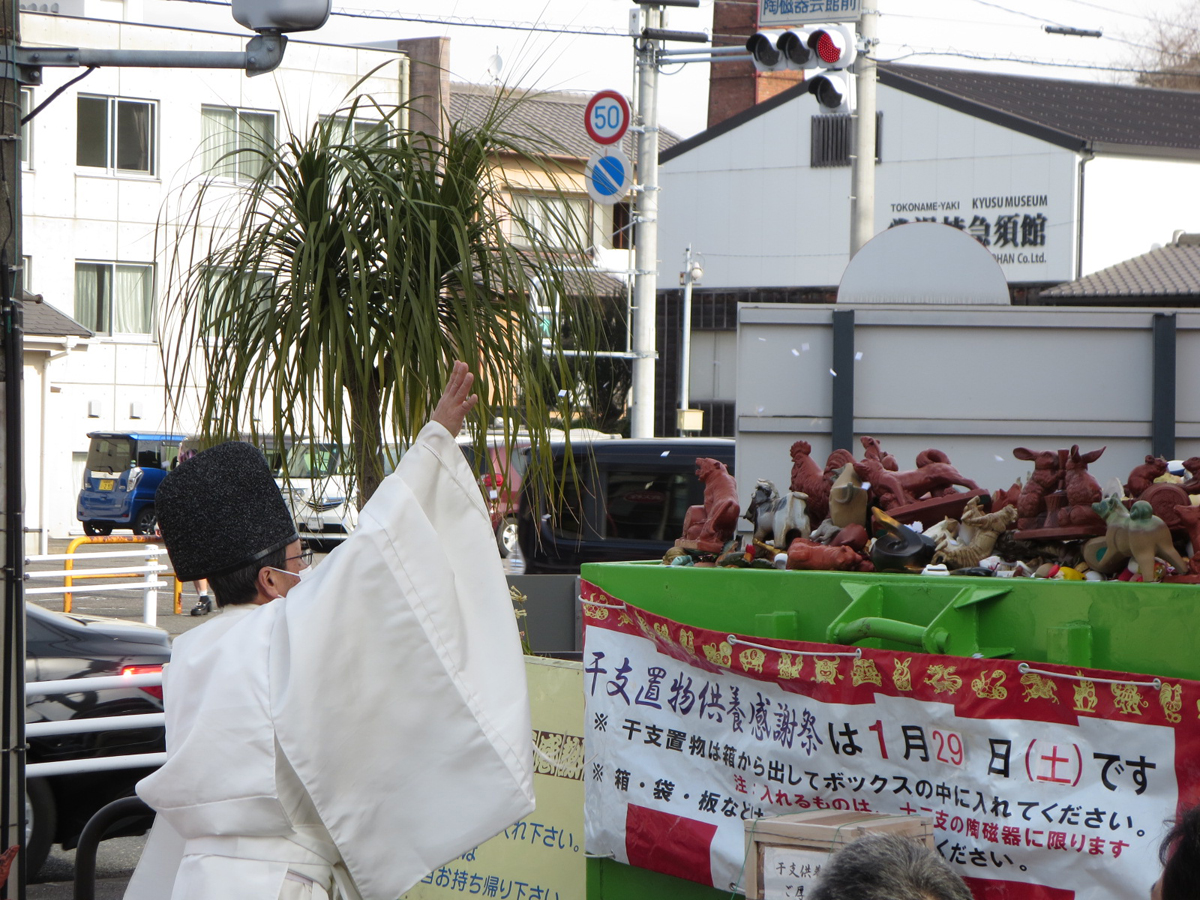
xmin=511 ymin=192 xmax=592 ymax=250
xmin=74 ymin=262 xmax=154 ymax=336
xmin=201 ymin=106 xmax=276 ymax=181
xmin=20 ymin=88 xmax=31 ymax=167
xmin=77 ymin=96 xmax=156 ymax=175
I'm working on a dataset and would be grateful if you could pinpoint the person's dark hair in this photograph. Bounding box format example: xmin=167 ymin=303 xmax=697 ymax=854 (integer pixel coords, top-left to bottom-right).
xmin=207 ymin=545 xmax=289 ymax=608
xmin=1159 ymin=805 xmax=1200 ymax=899
xmin=808 ymin=834 xmax=972 ymax=900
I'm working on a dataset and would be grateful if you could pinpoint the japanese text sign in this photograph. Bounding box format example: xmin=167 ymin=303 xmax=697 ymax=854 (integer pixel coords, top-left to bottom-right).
xmin=581 ymin=581 xmax=1200 ymax=898
xmin=759 ymin=0 xmax=862 ymax=28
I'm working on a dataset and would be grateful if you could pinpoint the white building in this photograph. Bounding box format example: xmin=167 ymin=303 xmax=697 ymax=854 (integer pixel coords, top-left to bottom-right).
xmin=660 ymin=64 xmax=1200 ymax=291
xmin=19 ymin=4 xmax=406 ymax=548
xmin=651 ymin=65 xmax=1200 ymax=437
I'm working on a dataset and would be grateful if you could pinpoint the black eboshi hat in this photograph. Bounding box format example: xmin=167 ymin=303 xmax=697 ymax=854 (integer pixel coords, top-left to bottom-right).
xmin=156 ymin=441 xmax=299 ymax=582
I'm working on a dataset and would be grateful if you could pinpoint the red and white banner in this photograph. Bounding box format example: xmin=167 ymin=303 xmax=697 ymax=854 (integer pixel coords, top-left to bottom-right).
xmin=581 ymin=581 xmax=1200 ymax=898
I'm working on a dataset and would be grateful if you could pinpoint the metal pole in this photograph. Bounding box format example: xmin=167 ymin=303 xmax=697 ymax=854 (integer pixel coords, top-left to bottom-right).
xmin=142 ymin=547 xmax=158 ymax=627
xmin=849 ymin=4 xmax=878 ymax=258
xmin=631 ymin=17 xmax=661 ymax=438
xmin=679 ymin=245 xmax=694 ymax=417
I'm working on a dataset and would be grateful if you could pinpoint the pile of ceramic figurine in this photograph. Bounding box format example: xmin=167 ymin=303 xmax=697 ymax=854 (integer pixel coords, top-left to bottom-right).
xmin=668 ymin=439 xmax=1200 ymax=583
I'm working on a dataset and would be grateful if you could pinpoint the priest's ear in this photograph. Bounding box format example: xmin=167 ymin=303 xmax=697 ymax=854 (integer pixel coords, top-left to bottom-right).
xmin=256 ymin=566 xmax=295 ymax=603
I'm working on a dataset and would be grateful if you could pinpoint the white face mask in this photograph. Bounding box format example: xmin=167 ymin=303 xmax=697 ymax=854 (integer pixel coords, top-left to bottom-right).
xmin=267 ymin=565 xmax=312 ymax=583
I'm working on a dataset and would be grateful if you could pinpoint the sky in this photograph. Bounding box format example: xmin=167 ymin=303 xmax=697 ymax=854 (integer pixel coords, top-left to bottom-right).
xmin=299 ymin=0 xmax=1194 ymax=138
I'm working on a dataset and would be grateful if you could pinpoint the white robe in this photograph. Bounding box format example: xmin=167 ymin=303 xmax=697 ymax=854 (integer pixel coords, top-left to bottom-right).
xmin=125 ymin=422 xmax=535 ymax=900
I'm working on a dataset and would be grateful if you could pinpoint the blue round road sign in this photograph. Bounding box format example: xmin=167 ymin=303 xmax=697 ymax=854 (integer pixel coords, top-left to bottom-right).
xmin=586 ymin=151 xmax=632 ymax=205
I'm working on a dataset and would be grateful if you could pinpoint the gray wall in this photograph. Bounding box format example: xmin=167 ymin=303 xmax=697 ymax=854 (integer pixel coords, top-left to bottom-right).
xmin=736 ymin=304 xmax=1197 ymax=502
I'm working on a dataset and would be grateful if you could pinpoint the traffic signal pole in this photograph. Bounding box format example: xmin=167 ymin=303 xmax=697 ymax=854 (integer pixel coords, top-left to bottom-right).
xmin=631 ymin=17 xmax=661 ymax=439
xmin=849 ymin=4 xmax=877 ymax=258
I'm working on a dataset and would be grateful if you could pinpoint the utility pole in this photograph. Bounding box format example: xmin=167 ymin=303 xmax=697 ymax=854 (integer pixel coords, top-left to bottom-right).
xmin=1 ymin=0 xmax=25 ymax=890
xmin=848 ymin=3 xmax=877 ymax=258
xmin=630 ymin=11 xmax=661 ymax=439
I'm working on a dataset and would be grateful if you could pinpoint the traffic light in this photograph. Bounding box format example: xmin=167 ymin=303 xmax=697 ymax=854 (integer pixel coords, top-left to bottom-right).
xmin=747 ymin=28 xmax=816 ymax=71
xmin=803 ymin=24 xmax=858 ymax=110
xmin=746 ymin=23 xmax=859 ymax=108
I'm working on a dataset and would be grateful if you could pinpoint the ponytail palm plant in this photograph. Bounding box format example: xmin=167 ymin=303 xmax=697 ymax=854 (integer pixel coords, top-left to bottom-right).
xmin=160 ymin=92 xmax=607 ymax=505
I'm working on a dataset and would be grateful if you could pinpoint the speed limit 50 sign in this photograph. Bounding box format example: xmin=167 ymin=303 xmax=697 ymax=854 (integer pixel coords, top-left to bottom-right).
xmin=584 ymin=90 xmax=631 ymax=146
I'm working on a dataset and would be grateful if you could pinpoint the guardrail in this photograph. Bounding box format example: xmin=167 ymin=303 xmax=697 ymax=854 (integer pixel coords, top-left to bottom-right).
xmin=58 ymin=536 xmax=185 ymax=613
xmin=24 ymin=538 xmax=189 ymax=623
xmin=25 ymin=671 xmax=166 ymax=778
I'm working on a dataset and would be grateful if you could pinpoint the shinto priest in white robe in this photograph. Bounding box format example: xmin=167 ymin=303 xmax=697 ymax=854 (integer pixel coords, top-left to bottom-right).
xmin=124 ymin=421 xmax=535 ymax=900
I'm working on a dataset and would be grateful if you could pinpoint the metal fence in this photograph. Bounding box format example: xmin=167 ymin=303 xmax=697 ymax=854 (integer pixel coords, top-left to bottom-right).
xmin=25 ymin=671 xmax=166 ymax=777
xmin=25 ymin=545 xmax=168 ymax=626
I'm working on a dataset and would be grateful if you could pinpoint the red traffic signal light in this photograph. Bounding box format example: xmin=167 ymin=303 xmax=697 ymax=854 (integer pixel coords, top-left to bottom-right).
xmin=806 ymin=24 xmax=857 ymax=69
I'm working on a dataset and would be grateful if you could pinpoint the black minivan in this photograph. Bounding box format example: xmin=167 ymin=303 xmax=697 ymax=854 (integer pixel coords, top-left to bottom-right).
xmin=515 ymin=438 xmax=736 ymax=574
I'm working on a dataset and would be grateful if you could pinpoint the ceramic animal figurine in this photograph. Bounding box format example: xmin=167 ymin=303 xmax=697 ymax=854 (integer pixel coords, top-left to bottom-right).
xmin=1174 ymin=504 xmax=1200 ymax=571
xmin=1057 ymin=445 xmax=1106 ymax=529
xmin=932 ymin=497 xmax=1018 ymax=568
xmin=1090 ymin=494 xmax=1189 ymax=580
xmin=681 ymin=457 xmax=740 ymax=546
xmin=786 ymin=538 xmax=872 ymax=572
xmin=744 ymin=479 xmax=810 ymax=549
xmin=1013 ymin=447 xmax=1063 ymax=529
xmin=860 ymin=436 xmax=898 ymax=472
xmin=853 ymin=458 xmax=912 ymax=510
xmin=1181 ymin=457 xmax=1200 ymax=495
xmin=1125 ymin=454 xmax=1168 ymax=499
xmin=894 ymin=453 xmax=982 ymax=501
xmin=828 ymin=463 xmax=869 ymax=528
xmin=789 ymin=440 xmax=831 ymax=524
xmin=823 ymin=448 xmax=855 ymax=477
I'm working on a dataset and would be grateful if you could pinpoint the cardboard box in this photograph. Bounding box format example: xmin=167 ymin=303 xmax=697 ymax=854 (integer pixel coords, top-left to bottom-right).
xmin=744 ymin=810 xmax=934 ymax=899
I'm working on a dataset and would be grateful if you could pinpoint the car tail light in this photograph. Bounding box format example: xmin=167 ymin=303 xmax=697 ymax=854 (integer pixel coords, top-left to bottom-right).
xmin=121 ymin=665 xmax=164 ymax=700
xmin=481 ymin=473 xmax=504 ymax=489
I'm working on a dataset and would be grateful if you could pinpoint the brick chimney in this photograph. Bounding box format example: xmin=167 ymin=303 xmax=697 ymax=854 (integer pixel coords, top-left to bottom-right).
xmin=707 ymin=0 xmax=802 ymax=129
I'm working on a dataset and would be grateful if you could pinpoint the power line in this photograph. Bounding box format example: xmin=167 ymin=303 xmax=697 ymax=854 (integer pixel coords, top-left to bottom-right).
xmin=172 ymin=0 xmax=630 ymax=37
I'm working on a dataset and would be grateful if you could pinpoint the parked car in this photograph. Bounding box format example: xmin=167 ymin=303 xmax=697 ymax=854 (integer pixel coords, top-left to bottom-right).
xmin=516 ymin=438 xmax=736 ymax=574
xmin=279 ymin=441 xmax=406 ymax=551
xmin=25 ymin=602 xmax=170 ymax=878
xmin=76 ymin=432 xmax=186 ymax=536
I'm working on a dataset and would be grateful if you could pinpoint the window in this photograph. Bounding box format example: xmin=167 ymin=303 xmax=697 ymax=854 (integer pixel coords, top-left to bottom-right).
xmin=200 ymin=266 xmax=274 ymax=335
xmin=19 ymin=88 xmax=31 ymax=167
xmin=511 ymin=192 xmax=592 ymax=250
xmin=604 ymin=470 xmax=694 ymax=541
xmin=74 ymin=262 xmax=154 ymax=336
xmin=810 ymin=112 xmax=882 ymax=168
xmin=611 ymin=200 xmax=634 ymax=250
xmin=201 ymin=106 xmax=275 ymax=182
xmin=76 ymin=96 xmax=156 ymax=174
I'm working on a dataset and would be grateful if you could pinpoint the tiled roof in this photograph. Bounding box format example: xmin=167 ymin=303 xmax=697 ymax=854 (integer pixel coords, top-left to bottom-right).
xmin=878 ymin=64 xmax=1200 ymax=156
xmin=20 ymin=294 xmax=92 ymax=338
xmin=449 ymin=83 xmax=678 ymax=162
xmin=663 ymin=63 xmax=1200 ymax=163
xmin=1041 ymin=239 xmax=1200 ymax=299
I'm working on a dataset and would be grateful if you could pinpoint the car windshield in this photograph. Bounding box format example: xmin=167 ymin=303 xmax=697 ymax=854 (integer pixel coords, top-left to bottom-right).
xmin=286 ymin=443 xmax=344 ymax=479
xmin=86 ymin=437 xmax=134 ymax=474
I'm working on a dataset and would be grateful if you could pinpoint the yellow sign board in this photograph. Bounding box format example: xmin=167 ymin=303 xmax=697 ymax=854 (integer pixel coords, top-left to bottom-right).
xmin=403 ymin=657 xmax=584 ymax=900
